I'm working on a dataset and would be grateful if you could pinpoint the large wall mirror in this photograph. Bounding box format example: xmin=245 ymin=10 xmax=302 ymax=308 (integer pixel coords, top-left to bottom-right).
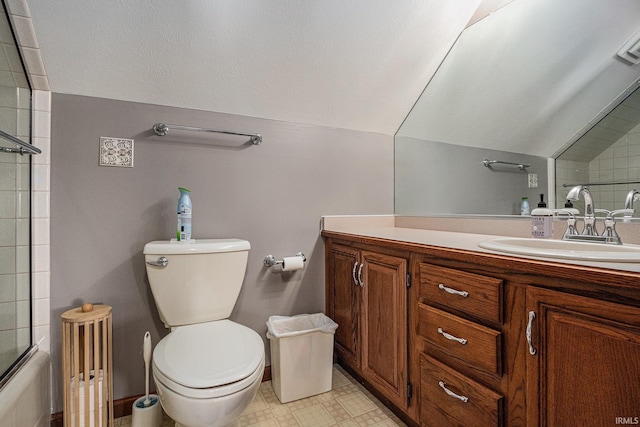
xmin=395 ymin=0 xmax=640 ymax=217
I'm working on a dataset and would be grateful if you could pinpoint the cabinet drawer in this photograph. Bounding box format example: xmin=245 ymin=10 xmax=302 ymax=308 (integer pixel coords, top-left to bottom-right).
xmin=420 ymin=355 xmax=503 ymax=427
xmin=419 ymin=263 xmax=503 ymax=324
xmin=418 ymin=304 xmax=502 ymax=375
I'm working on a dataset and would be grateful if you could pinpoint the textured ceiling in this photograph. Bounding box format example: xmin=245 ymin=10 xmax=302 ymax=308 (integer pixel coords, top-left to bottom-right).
xmin=397 ymin=0 xmax=640 ymax=157
xmin=26 ymin=0 xmax=484 ymax=136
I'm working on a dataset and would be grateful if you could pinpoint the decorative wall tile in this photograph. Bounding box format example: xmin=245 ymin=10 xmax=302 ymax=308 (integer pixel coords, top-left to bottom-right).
xmin=99 ymin=137 xmax=134 ymax=167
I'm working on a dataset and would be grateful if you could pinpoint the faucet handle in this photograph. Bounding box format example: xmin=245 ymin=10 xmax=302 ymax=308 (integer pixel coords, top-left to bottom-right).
xmin=609 ymin=208 xmax=634 ymax=218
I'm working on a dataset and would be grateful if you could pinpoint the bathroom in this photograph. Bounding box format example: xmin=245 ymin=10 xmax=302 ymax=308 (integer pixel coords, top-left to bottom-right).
xmin=1 ymin=0 xmax=640 ymax=426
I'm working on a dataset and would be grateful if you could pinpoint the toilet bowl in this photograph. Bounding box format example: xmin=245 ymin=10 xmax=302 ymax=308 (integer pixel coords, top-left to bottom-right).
xmin=152 ymin=320 xmax=265 ymax=427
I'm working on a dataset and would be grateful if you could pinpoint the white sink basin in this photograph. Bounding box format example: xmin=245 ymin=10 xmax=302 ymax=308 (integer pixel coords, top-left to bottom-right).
xmin=478 ymin=237 xmax=640 ymax=262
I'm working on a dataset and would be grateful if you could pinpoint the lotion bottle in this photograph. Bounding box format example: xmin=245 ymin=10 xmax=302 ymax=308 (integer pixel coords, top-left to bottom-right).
xmin=531 ymin=194 xmax=553 ymax=238
xmin=177 ymin=187 xmax=192 ymax=241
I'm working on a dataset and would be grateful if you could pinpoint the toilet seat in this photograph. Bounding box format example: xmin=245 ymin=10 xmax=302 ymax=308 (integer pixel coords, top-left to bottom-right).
xmin=153 ymin=320 xmax=265 ymax=398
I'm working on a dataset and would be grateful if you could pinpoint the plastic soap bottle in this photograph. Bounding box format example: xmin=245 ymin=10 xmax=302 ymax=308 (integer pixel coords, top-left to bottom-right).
xmin=177 ymin=187 xmax=192 ymax=242
xmin=531 ymin=194 xmax=553 ymax=238
xmin=520 ymin=197 xmax=530 ymax=216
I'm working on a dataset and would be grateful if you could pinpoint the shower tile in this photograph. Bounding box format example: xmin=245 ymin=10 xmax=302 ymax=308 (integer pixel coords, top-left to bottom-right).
xmin=33 ymin=110 xmax=50 ymax=139
xmin=16 ymin=190 xmax=29 ymax=218
xmin=32 ymin=164 xmax=49 ymax=191
xmin=16 ymin=163 xmax=29 ymax=191
xmin=32 ymin=244 xmax=49 ymax=272
xmin=0 ymin=247 xmax=16 ymax=274
xmin=16 ymin=218 xmax=28 ymax=246
xmin=0 ymin=274 xmax=16 ymax=302
xmin=0 ymin=301 xmax=17 ymax=331
xmin=32 ymin=136 xmax=50 ymax=165
xmin=16 ymin=326 xmax=29 ymax=348
xmin=15 ymin=273 xmax=28 ymax=300
xmin=0 ymin=218 xmax=16 ymax=246
xmin=32 ymin=190 xmax=49 ymax=217
xmin=32 ymin=297 xmax=48 ymax=327
xmin=0 ymin=190 xmax=16 ymax=218
xmin=33 ymin=90 xmax=50 ymax=112
xmin=16 ymin=245 xmax=29 ymax=274
xmin=0 ymin=163 xmax=16 ymax=190
xmin=0 ymin=329 xmax=16 ymax=350
xmin=32 ymin=271 xmax=48 ymax=300
xmin=15 ymin=300 xmax=28 ymax=328
xmin=33 ymin=218 xmax=49 ymax=245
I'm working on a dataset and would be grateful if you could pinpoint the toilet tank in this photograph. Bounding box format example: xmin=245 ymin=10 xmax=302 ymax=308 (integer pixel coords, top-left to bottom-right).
xmin=143 ymin=239 xmax=250 ymax=328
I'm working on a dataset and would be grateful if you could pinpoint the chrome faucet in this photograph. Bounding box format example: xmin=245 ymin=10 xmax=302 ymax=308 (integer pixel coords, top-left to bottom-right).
xmin=567 ymin=185 xmax=597 ymax=235
xmin=624 ymin=189 xmax=640 ymax=219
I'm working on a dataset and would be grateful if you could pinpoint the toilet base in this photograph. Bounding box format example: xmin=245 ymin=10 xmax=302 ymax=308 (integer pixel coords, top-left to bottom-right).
xmin=155 ymin=358 xmax=264 ymax=427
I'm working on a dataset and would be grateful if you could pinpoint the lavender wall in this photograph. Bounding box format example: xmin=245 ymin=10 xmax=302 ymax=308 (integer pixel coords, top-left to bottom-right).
xmin=50 ymin=94 xmax=393 ymax=410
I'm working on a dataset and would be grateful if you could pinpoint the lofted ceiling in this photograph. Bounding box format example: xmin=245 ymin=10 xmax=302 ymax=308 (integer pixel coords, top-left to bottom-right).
xmin=27 ymin=0 xmax=640 ymax=157
xmin=25 ymin=0 xmax=489 ymax=136
xmin=397 ymin=0 xmax=640 ymax=157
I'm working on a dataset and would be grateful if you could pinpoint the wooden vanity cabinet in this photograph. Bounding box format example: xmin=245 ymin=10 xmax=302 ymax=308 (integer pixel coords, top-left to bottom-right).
xmin=323 ymin=230 xmax=640 ymax=427
xmin=526 ymin=285 xmax=640 ymax=427
xmin=415 ymin=262 xmax=507 ymax=427
xmin=326 ymin=241 xmax=410 ymax=412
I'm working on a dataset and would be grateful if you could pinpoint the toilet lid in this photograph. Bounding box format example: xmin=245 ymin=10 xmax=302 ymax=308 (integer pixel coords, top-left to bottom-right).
xmin=153 ymin=320 xmax=264 ymax=389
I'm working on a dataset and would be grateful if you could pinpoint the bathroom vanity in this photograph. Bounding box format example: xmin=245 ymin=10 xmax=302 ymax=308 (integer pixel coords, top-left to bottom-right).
xmin=322 ymin=221 xmax=640 ymax=427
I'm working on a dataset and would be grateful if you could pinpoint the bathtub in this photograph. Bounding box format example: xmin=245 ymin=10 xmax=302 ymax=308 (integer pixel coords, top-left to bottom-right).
xmin=0 ymin=350 xmax=50 ymax=426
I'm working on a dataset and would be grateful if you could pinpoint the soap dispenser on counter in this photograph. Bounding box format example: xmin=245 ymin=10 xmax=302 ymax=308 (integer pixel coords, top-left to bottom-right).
xmin=531 ymin=194 xmax=553 ymax=238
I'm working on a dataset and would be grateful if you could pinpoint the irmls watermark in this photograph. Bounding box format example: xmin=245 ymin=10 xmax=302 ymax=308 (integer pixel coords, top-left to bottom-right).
xmin=616 ymin=417 xmax=640 ymax=425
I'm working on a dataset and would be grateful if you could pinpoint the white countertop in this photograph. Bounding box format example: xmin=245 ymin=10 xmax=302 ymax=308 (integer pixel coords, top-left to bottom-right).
xmin=322 ymin=222 xmax=640 ymax=273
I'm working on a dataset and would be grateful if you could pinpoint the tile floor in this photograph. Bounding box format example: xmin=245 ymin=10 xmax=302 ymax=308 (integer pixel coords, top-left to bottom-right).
xmin=114 ymin=365 xmax=406 ymax=427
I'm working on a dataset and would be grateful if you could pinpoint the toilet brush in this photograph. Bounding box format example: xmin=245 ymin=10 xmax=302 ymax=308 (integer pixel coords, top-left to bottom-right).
xmin=131 ymin=331 xmax=162 ymax=427
xmin=143 ymin=331 xmax=152 ymax=406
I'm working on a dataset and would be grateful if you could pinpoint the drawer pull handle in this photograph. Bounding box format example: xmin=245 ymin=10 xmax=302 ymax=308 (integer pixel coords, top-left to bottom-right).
xmin=437 ymin=327 xmax=468 ymax=345
xmin=438 ymin=283 xmax=469 ymax=298
xmin=358 ymin=263 xmax=364 ymax=287
xmin=438 ymin=381 xmax=469 ymax=403
xmin=527 ymin=310 xmax=537 ymax=356
xmin=352 ymin=262 xmax=359 ymax=286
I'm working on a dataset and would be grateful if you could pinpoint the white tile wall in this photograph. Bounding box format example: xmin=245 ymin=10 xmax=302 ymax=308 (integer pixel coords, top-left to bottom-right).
xmin=31 ymin=89 xmax=50 ymax=353
xmin=5 ymin=0 xmax=52 ymax=355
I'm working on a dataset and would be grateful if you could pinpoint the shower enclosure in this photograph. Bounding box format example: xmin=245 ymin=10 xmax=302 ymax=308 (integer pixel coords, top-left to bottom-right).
xmin=0 ymin=1 xmax=40 ymax=387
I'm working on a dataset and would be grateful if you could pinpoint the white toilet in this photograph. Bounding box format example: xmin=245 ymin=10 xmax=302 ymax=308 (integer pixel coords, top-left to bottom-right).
xmin=143 ymin=239 xmax=265 ymax=427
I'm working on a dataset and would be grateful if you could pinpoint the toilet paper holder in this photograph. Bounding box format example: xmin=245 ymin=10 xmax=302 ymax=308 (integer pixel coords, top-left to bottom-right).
xmin=264 ymin=252 xmax=306 ymax=268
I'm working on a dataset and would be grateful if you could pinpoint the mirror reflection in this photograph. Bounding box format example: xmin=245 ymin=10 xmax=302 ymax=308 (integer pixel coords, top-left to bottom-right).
xmin=395 ymin=0 xmax=640 ymax=217
xmin=555 ymin=85 xmax=640 ymax=213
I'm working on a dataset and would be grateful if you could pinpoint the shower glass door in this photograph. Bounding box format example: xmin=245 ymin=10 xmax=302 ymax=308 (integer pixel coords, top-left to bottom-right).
xmin=0 ymin=1 xmax=33 ymax=383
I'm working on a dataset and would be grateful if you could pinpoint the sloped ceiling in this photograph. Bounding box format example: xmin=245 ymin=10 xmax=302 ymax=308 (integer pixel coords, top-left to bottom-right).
xmin=397 ymin=0 xmax=640 ymax=158
xmin=25 ymin=0 xmax=486 ymax=136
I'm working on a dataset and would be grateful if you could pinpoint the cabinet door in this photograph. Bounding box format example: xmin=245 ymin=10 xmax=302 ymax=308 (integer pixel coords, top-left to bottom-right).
xmin=361 ymin=250 xmax=408 ymax=409
xmin=526 ymin=286 xmax=640 ymax=427
xmin=327 ymin=245 xmax=361 ymax=369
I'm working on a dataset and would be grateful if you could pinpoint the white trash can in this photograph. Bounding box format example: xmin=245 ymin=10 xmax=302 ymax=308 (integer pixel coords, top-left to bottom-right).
xmin=266 ymin=313 xmax=338 ymax=403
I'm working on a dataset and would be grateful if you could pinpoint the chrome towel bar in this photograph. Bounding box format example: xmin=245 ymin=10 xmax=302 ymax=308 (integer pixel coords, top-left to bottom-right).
xmin=152 ymin=123 xmax=262 ymax=145
xmin=483 ymin=159 xmax=529 ymax=170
